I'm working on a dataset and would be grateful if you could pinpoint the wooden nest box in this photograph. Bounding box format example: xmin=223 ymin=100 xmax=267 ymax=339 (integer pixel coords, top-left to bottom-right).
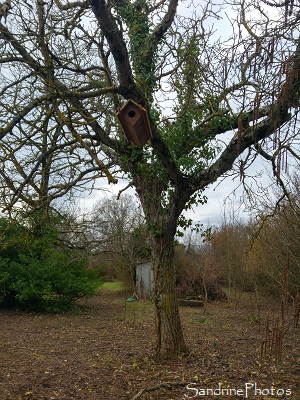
xmin=117 ymin=99 xmax=152 ymax=147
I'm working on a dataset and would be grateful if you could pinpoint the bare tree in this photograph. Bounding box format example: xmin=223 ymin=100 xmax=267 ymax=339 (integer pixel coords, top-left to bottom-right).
xmin=248 ymin=171 xmax=300 ymax=297
xmin=1 ymin=0 xmax=300 ymax=358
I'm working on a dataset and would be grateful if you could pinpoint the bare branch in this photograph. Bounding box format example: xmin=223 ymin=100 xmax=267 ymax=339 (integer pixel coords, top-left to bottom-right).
xmin=144 ymin=0 xmax=178 ymax=64
xmin=131 ymin=382 xmax=186 ymax=400
xmin=117 ymin=182 xmax=134 ymax=200
xmin=56 ymin=107 xmax=118 ymax=184
xmin=90 ymin=0 xmax=137 ymax=98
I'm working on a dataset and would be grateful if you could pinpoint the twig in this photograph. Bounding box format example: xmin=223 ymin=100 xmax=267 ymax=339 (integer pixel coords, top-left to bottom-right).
xmin=131 ymin=382 xmax=187 ymax=400
xmin=117 ymin=181 xmax=134 ymax=199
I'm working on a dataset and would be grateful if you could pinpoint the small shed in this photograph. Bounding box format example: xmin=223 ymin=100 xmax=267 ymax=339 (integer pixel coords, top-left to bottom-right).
xmin=135 ymin=260 xmax=154 ymax=299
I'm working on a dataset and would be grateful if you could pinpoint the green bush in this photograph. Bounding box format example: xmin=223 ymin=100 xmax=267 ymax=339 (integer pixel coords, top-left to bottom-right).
xmin=0 ymin=216 xmax=103 ymax=312
xmin=0 ymin=253 xmax=102 ymax=312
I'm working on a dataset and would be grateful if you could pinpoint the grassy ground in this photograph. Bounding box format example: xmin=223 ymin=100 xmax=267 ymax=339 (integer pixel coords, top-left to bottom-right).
xmin=0 ymin=283 xmax=299 ymax=399
xmin=102 ymin=281 xmax=127 ymax=292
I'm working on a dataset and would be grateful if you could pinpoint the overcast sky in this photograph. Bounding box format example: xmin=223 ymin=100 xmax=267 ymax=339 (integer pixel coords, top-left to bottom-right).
xmin=77 ymin=154 xmax=279 ymax=229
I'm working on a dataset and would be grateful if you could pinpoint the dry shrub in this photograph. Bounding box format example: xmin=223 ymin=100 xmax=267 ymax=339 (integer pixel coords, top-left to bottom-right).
xmin=175 ymin=244 xmax=227 ymax=301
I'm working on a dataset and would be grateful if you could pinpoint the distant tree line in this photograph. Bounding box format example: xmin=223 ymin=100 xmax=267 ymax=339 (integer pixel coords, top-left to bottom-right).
xmin=176 ymin=173 xmax=300 ymax=302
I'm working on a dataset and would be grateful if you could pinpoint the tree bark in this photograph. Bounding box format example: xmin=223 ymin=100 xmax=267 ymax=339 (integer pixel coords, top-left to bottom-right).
xmin=150 ymin=232 xmax=188 ymax=359
xmin=134 ymin=174 xmax=191 ymax=359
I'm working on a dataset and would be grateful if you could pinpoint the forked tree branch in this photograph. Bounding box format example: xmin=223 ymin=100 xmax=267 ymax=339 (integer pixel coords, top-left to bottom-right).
xmin=192 ymin=45 xmax=300 ymax=191
xmin=144 ymin=0 xmax=178 ymax=65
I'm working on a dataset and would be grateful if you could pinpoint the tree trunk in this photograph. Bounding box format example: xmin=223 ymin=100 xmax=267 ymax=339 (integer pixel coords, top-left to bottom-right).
xmin=134 ymin=173 xmax=190 ymax=359
xmin=151 ymin=234 xmax=188 ymax=359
